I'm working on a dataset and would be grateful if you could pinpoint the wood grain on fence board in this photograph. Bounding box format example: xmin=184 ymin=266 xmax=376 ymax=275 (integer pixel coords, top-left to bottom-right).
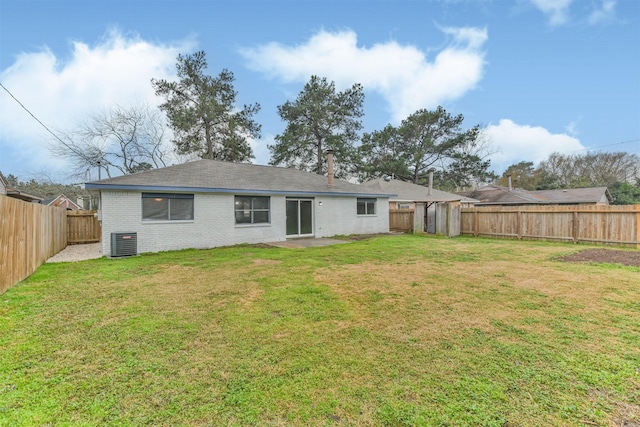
xmin=461 ymin=205 xmax=640 ymax=248
xmin=67 ymin=211 xmax=101 ymax=244
xmin=0 ymin=195 xmax=67 ymax=294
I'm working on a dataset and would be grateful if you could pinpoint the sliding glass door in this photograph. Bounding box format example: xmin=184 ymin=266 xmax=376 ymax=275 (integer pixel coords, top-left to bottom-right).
xmin=286 ymin=199 xmax=313 ymax=237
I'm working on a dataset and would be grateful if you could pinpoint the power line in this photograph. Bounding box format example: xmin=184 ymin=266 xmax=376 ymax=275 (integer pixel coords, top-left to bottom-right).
xmin=576 ymin=138 xmax=640 ymax=152
xmin=3 ymin=79 xmax=639 ymax=166
xmin=495 ymin=137 xmax=640 ymax=169
xmin=0 ymin=82 xmax=69 ymax=146
xmin=540 ymin=138 xmax=640 ymax=162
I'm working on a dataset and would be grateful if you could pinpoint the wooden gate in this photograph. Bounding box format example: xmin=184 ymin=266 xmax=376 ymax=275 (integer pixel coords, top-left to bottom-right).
xmin=389 ymin=209 xmax=414 ymax=232
xmin=67 ymin=211 xmax=101 ymax=244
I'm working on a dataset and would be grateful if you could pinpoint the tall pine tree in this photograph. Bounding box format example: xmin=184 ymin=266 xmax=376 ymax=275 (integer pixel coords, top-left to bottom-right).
xmin=269 ymin=76 xmax=364 ymax=179
xmin=152 ymin=51 xmax=261 ymax=162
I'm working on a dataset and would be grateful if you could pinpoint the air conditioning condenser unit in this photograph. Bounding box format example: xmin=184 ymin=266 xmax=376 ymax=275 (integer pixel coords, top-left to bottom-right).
xmin=111 ymin=232 xmax=137 ymax=257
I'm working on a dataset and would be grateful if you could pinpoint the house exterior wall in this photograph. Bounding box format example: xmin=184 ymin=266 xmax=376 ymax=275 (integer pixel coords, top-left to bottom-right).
xmin=389 ymin=201 xmax=415 ymax=210
xmin=315 ymin=196 xmax=389 ymax=238
xmin=100 ymin=191 xmax=389 ymax=256
xmin=49 ymin=195 xmax=82 ymax=210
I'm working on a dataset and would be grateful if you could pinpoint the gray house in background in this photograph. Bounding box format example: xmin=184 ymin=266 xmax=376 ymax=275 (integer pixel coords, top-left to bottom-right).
xmin=85 ymin=159 xmax=393 ymax=257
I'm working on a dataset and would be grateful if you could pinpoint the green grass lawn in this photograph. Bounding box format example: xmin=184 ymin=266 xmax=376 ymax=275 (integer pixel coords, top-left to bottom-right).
xmin=1 ymin=235 xmax=639 ymax=426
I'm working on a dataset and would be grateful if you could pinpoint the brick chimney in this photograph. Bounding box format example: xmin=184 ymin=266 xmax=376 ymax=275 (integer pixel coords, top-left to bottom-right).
xmin=327 ymin=149 xmax=334 ymax=188
xmin=507 ymin=174 xmax=513 ymax=191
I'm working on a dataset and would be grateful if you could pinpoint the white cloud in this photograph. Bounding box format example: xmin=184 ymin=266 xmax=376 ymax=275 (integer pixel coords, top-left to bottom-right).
xmin=439 ymin=26 xmax=488 ymax=50
xmin=588 ymin=0 xmax=616 ymax=25
xmin=0 ymin=29 xmax=191 ymax=179
xmin=529 ymin=0 xmax=574 ymax=26
xmin=564 ymin=117 xmax=581 ymax=137
xmin=528 ymin=0 xmax=614 ymax=26
xmin=484 ymin=119 xmax=585 ymax=172
xmin=240 ymin=27 xmax=487 ymax=123
xmin=249 ymin=134 xmax=273 ymax=166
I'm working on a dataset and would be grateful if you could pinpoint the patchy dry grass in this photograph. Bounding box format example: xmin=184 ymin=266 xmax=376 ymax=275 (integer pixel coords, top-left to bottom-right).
xmin=1 ymin=235 xmax=639 ymax=426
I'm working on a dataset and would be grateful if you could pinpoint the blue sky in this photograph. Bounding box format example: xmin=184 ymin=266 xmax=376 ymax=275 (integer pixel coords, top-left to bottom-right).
xmin=1 ymin=0 xmax=639 ymax=183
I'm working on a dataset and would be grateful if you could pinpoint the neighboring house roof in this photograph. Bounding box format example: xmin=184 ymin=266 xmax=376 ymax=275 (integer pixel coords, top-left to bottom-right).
xmin=43 ymin=194 xmax=83 ymax=210
xmin=0 ymin=172 xmax=44 ymax=202
xmin=459 ymin=185 xmax=545 ymax=205
xmin=85 ymin=159 xmax=394 ymax=198
xmin=5 ymin=188 xmax=44 ymax=202
xmin=532 ymin=187 xmax=612 ymax=204
xmin=458 ymin=185 xmax=612 ymax=205
xmin=360 ymin=178 xmax=477 ymax=203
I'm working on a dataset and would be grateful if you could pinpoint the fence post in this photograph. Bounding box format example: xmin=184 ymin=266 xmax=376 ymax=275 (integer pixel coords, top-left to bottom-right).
xmin=413 ymin=203 xmax=425 ymax=234
xmin=474 ymin=210 xmax=479 ymax=237
xmin=461 ymin=204 xmax=638 ymax=247
xmin=637 ymin=204 xmax=640 ymax=249
xmin=1 ymin=196 xmax=67 ymax=294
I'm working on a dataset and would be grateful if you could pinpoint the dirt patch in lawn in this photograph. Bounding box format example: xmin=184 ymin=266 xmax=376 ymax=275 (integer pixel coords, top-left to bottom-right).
xmin=558 ymin=249 xmax=640 ymax=267
xmin=317 ymin=253 xmax=638 ymax=348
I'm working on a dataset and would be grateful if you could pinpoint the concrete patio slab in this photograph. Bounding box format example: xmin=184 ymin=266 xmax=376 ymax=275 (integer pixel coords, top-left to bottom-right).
xmin=266 ymin=237 xmax=350 ymax=249
xmin=46 ymin=243 xmax=103 ymax=263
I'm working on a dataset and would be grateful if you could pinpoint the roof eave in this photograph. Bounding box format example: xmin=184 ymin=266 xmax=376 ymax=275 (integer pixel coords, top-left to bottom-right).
xmin=84 ymin=183 xmax=394 ymax=198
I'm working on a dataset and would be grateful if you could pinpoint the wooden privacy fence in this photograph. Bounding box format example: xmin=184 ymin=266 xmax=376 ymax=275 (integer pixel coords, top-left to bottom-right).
xmin=390 ymin=209 xmax=414 ymax=232
xmin=390 ymin=203 xmax=461 ymax=237
xmin=0 ymin=195 xmax=67 ymax=294
xmin=67 ymin=211 xmax=101 ymax=244
xmin=461 ymin=205 xmax=640 ymax=248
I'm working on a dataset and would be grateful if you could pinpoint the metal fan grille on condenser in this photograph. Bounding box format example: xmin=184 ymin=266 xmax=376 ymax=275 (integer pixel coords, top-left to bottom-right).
xmin=110 ymin=232 xmax=137 ymax=257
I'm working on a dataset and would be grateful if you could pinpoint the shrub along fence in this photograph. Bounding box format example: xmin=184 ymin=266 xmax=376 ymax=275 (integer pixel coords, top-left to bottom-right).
xmin=0 ymin=195 xmax=67 ymax=294
xmin=461 ymin=204 xmax=640 ymax=248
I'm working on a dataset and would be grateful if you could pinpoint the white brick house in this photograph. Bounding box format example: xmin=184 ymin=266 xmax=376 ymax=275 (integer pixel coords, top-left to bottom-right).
xmin=85 ymin=159 xmax=393 ymax=257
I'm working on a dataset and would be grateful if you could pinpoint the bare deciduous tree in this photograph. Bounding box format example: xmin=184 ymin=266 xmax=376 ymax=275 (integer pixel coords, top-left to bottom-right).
xmin=538 ymin=151 xmax=639 ymax=188
xmin=50 ymin=103 xmax=172 ymax=180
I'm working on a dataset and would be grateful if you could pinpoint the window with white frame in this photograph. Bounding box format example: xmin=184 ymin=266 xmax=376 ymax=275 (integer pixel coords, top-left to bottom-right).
xmin=235 ymin=196 xmax=270 ymax=224
xmin=142 ymin=193 xmax=194 ymax=221
xmin=357 ymin=198 xmax=376 ymax=215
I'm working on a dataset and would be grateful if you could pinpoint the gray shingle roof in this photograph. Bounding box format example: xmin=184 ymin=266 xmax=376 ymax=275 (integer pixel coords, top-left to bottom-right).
xmin=459 ymin=186 xmax=545 ymax=204
xmin=532 ymin=187 xmax=611 ymax=204
xmin=457 ymin=185 xmax=611 ymax=205
xmin=85 ymin=160 xmax=392 ymax=197
xmin=360 ymin=178 xmax=475 ymax=202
